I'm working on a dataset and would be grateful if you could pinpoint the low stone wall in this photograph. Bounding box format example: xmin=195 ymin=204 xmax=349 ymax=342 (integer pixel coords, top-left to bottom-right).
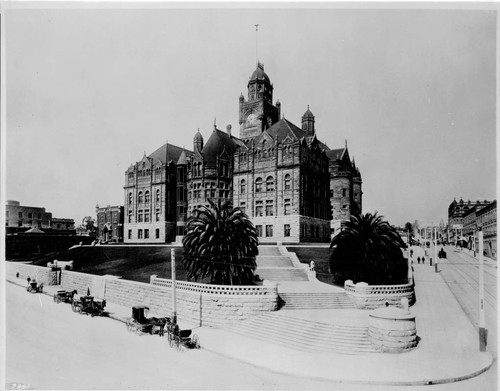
xmin=344 ymin=280 xmax=415 ymax=309
xmin=60 ymin=270 xmax=106 ymax=297
xmin=5 ymin=262 xmax=59 ymax=285
xmin=149 ymin=276 xmax=279 ymax=327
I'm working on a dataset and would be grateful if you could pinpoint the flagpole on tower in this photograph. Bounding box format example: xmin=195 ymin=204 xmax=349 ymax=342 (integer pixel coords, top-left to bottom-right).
xmin=255 ymin=24 xmax=259 ymax=66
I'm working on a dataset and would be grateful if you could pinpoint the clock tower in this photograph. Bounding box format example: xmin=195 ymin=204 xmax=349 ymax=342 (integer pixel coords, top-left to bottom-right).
xmin=239 ymin=62 xmax=280 ymax=140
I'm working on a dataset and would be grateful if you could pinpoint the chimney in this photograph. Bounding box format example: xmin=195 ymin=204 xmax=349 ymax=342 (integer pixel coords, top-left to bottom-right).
xmin=227 ymin=124 xmax=232 ymax=138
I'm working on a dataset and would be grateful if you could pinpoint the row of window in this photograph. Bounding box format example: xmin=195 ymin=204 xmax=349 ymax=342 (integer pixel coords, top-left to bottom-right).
xmin=128 ymin=228 xmax=161 ymax=240
xmin=6 ymin=211 xmax=43 ymax=219
xmin=128 ymin=189 xmax=162 ymax=205
xmin=239 ymin=174 xmax=292 ymax=194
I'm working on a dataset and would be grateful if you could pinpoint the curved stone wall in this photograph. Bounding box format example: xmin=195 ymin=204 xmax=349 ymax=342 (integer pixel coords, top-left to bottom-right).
xmin=368 ymin=306 xmax=418 ymax=352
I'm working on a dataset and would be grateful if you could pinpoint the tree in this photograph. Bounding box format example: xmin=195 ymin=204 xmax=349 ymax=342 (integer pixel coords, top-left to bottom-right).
xmin=329 ymin=212 xmax=408 ymax=285
xmin=181 ymin=199 xmax=259 ymax=285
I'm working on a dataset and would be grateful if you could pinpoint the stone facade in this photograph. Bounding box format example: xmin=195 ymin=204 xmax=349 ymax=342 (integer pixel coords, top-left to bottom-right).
xmin=123 ymin=63 xmax=362 ymax=243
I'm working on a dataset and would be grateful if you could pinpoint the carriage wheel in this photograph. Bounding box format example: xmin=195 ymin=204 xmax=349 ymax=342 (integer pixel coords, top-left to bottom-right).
xmin=56 ymin=296 xmax=62 ymax=304
xmin=191 ymin=334 xmax=200 ymax=349
xmin=53 ymin=295 xmax=58 ymax=303
xmin=134 ymin=326 xmax=144 ymax=336
xmin=71 ymin=302 xmax=79 ymax=313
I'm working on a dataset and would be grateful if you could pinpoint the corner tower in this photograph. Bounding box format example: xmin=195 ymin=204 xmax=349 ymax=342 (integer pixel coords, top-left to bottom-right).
xmin=239 ymin=62 xmax=280 ymax=140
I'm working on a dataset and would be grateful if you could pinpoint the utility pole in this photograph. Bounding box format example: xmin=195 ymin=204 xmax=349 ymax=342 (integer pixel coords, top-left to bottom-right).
xmin=433 ymin=226 xmax=437 ymax=270
xmin=478 ymin=227 xmax=487 ymax=351
xmin=171 ymin=248 xmax=177 ymax=324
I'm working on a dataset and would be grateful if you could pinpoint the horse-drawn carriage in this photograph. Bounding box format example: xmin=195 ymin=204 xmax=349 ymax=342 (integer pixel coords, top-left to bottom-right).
xmin=125 ymin=306 xmax=169 ymax=336
xmin=26 ymin=280 xmax=43 ymax=294
xmin=125 ymin=306 xmax=200 ymax=350
xmin=166 ymin=321 xmax=200 ymax=351
xmin=71 ymin=295 xmax=107 ymax=317
xmin=53 ymin=290 xmax=78 ymax=304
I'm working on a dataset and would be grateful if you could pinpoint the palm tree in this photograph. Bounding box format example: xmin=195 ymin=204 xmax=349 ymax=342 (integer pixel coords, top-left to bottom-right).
xmin=329 ymin=212 xmax=408 ymax=285
xmin=181 ymin=199 xmax=259 ymax=285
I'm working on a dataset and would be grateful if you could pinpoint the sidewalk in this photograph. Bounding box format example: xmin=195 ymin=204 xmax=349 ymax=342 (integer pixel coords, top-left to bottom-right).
xmin=7 ymin=265 xmax=494 ymax=386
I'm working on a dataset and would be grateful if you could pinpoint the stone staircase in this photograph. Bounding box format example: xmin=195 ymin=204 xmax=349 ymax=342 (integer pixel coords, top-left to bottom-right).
xmin=278 ymin=292 xmax=354 ymax=310
xmin=255 ymin=246 xmax=309 ymax=282
xmin=224 ymin=312 xmax=377 ymax=354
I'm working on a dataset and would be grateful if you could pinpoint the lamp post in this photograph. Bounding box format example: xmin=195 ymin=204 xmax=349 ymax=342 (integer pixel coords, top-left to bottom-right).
xmin=171 ymin=248 xmax=177 ymax=324
xmin=478 ymin=226 xmax=487 ymax=351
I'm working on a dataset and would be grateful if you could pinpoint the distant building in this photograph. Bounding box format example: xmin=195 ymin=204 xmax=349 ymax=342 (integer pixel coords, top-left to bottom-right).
xmin=477 ymin=201 xmax=496 ymax=259
xmin=448 ymin=198 xmax=492 ymax=243
xmin=5 ymin=200 xmax=75 ymax=235
xmin=96 ymin=205 xmax=124 ymax=242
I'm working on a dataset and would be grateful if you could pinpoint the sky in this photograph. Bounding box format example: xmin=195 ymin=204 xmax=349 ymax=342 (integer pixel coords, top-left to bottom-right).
xmin=3 ymin=3 xmax=497 ymax=228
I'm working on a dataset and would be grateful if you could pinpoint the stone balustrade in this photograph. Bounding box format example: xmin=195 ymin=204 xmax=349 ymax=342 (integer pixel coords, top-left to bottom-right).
xmin=344 ymin=280 xmax=415 ymax=309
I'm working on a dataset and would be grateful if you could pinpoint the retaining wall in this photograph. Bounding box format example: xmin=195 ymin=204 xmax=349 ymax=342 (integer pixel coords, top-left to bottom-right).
xmin=6 ymin=262 xmax=279 ymax=327
xmin=6 ymin=262 xmax=59 ymax=285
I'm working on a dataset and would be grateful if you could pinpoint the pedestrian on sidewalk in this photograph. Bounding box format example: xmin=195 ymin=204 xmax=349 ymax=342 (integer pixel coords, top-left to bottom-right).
xmin=417 ymin=256 xmax=421 ymax=264
xmin=422 ymin=256 xmax=425 ymax=264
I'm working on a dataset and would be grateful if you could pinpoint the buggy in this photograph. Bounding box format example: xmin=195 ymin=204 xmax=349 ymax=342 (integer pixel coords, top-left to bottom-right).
xmin=125 ymin=306 xmax=170 ymax=336
xmin=53 ymin=290 xmax=78 ymax=304
xmin=26 ymin=281 xmax=43 ymax=294
xmin=166 ymin=321 xmax=200 ymax=351
xmin=72 ymin=295 xmax=107 ymax=317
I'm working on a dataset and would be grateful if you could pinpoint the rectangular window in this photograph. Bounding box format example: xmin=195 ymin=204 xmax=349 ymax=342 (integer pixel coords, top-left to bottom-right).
xmin=18 ymin=220 xmax=23 ymax=227
xmin=28 ymin=212 xmax=33 ymax=218
xmin=156 ymin=229 xmax=160 ymax=239
xmin=256 ymin=225 xmax=263 ymax=237
xmin=144 ymin=229 xmax=149 ymax=239
xmin=255 ymin=201 xmax=263 ymax=217
xmin=138 ymin=210 xmax=143 ymax=223
xmin=128 ymin=212 xmax=132 ymax=223
xmin=144 ymin=210 xmax=150 ymax=222
xmin=265 ymin=225 xmax=273 ymax=237
xmin=37 ymin=213 xmax=41 ymax=219
xmin=128 ymin=230 xmax=132 ymax=239
xmin=240 ymin=202 xmax=246 ymax=214
xmin=138 ymin=229 xmax=143 ymax=239
xmin=284 ymin=224 xmax=291 ymax=237
xmin=18 ymin=212 xmax=22 ymax=219
xmin=342 ymin=188 xmax=347 ymax=197
xmin=156 ymin=208 xmax=160 ymax=222
xmin=284 ymin=199 xmax=291 ymax=215
xmin=265 ymin=200 xmax=273 ymax=216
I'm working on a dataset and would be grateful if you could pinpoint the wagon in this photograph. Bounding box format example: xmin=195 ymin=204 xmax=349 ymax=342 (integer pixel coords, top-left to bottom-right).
xmin=71 ymin=295 xmax=107 ymax=317
xmin=125 ymin=306 xmax=169 ymax=336
xmin=53 ymin=290 xmax=78 ymax=304
xmin=26 ymin=281 xmax=43 ymax=294
xmin=166 ymin=321 xmax=200 ymax=351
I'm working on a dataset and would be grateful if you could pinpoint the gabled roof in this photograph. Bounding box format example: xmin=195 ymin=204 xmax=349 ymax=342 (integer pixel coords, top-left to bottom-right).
xmin=264 ymin=118 xmax=305 ymax=143
xmin=148 ymin=143 xmax=192 ymax=165
xmin=326 ymin=148 xmax=346 ymax=161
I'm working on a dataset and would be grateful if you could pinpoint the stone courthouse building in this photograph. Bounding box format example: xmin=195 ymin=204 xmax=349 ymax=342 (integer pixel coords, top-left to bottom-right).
xmin=124 ymin=63 xmax=362 ymax=244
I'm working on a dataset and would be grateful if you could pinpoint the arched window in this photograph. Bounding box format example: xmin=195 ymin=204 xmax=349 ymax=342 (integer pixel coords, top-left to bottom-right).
xmin=284 ymin=174 xmax=291 ymax=190
xmin=156 ymin=189 xmax=160 ymax=203
xmin=255 ymin=177 xmax=262 ymax=193
xmin=145 ymin=190 xmax=150 ymax=203
xmin=240 ymin=179 xmax=246 ymax=194
xmin=266 ymin=176 xmax=274 ymax=192
xmin=128 ymin=192 xmax=133 ymax=205
xmin=138 ymin=191 xmax=143 ymax=203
